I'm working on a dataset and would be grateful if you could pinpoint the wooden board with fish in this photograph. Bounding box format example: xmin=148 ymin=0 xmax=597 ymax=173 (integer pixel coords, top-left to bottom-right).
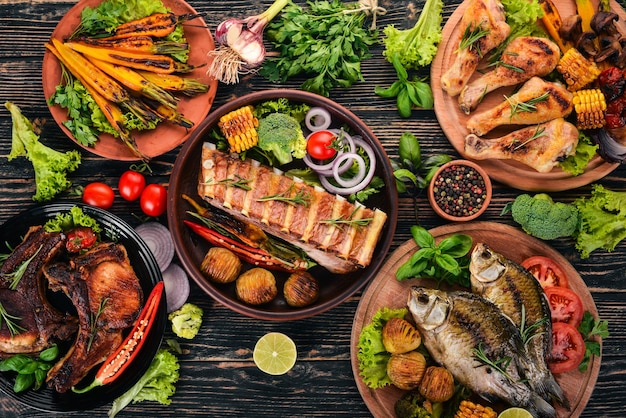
xmin=431 ymin=0 xmax=626 ymax=192
xmin=350 ymin=221 xmax=600 ymax=418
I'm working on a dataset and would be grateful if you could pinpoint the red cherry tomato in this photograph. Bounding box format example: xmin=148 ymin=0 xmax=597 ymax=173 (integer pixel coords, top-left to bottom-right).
xmin=549 ymin=322 xmax=586 ymax=374
xmin=545 ymin=286 xmax=584 ymax=328
xmin=306 ymin=130 xmax=337 ymax=160
xmin=66 ymin=227 xmax=98 ymax=252
xmin=521 ymin=256 xmax=569 ymax=289
xmin=140 ymin=184 xmax=167 ymax=217
xmin=82 ymin=182 xmax=115 ymax=209
xmin=118 ymin=170 xmax=146 ymax=201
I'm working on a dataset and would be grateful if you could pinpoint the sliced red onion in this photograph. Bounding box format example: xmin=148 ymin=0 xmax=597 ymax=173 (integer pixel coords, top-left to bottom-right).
xmin=332 ymin=153 xmax=366 ymax=188
xmin=305 ymin=107 xmax=332 ymax=132
xmin=162 ymin=263 xmax=190 ymax=313
xmin=318 ymin=137 xmax=377 ymax=195
xmin=302 ymin=129 xmax=355 ymax=175
xmin=135 ymin=222 xmax=175 ymax=273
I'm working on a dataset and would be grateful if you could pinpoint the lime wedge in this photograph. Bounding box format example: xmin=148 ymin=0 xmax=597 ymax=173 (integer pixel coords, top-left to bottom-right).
xmin=498 ymin=407 xmax=533 ymax=418
xmin=253 ymin=332 xmax=297 ymax=375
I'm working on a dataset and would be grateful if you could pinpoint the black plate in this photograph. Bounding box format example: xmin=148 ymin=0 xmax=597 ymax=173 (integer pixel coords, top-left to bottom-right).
xmin=0 ymin=203 xmax=166 ymax=412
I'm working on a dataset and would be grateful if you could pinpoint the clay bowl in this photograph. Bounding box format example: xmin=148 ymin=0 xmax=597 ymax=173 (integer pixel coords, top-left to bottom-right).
xmin=167 ymin=89 xmax=398 ymax=320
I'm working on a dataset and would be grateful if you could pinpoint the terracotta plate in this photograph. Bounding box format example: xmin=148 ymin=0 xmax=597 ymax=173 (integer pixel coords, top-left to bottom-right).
xmin=42 ymin=0 xmax=218 ymax=160
xmin=350 ymin=222 xmax=601 ymax=417
xmin=431 ymin=0 xmax=625 ymax=191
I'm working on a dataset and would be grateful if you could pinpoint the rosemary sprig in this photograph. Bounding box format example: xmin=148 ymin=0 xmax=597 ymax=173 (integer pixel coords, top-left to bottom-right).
xmin=513 ymin=126 xmax=546 ymax=151
xmin=458 ymin=24 xmax=490 ymax=57
xmin=519 ymin=304 xmax=549 ymax=345
xmin=506 ymin=91 xmax=550 ymax=118
xmin=258 ymin=184 xmax=311 ymax=207
xmin=87 ymin=297 xmax=109 ymax=352
xmin=319 ymin=207 xmax=373 ymax=229
xmin=218 ymin=175 xmax=252 ymax=191
xmin=0 ymin=302 xmax=25 ymax=336
xmin=472 ymin=342 xmax=514 ymax=382
xmin=2 ymin=245 xmax=42 ymax=290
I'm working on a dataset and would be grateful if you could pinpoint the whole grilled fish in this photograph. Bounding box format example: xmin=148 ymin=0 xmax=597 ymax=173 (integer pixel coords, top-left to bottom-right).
xmin=407 ymin=286 xmax=556 ymax=418
xmin=470 ymin=243 xmax=568 ymax=409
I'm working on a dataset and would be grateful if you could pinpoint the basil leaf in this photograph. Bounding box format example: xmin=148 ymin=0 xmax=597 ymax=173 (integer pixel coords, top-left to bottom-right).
xmin=398 ymin=133 xmax=421 ymax=168
xmin=435 ymin=254 xmax=461 ymax=275
xmin=39 ymin=344 xmax=59 ymax=362
xmin=14 ymin=373 xmax=35 ymax=393
xmin=411 ymin=225 xmax=435 ymax=249
xmin=394 ymin=169 xmax=418 ymax=187
xmin=0 ymin=355 xmax=30 ymax=373
xmin=438 ymin=235 xmax=473 ymax=257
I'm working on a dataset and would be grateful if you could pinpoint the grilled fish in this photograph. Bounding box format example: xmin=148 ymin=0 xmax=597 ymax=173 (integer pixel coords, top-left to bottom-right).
xmin=197 ymin=143 xmax=387 ymax=274
xmin=407 ymin=286 xmax=556 ymax=418
xmin=470 ymin=243 xmax=568 ymax=408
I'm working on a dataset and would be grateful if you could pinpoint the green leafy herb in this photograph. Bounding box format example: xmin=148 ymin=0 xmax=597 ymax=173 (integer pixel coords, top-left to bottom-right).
xmin=519 ymin=304 xmax=549 ymax=345
xmin=0 ymin=345 xmax=59 ymax=392
xmin=559 ymin=131 xmax=598 ymax=176
xmin=319 ymin=207 xmax=373 ymax=229
xmin=396 ymin=225 xmax=472 ymax=287
xmin=0 ymin=302 xmax=25 ymax=336
xmin=204 ymin=176 xmax=252 ymax=191
xmin=2 ymin=245 xmax=42 ymax=291
xmin=458 ymin=24 xmax=490 ymax=57
xmin=87 ymin=297 xmax=109 ymax=352
xmin=513 ymin=125 xmax=546 ymax=151
xmin=261 ymin=0 xmax=378 ymax=97
xmin=257 ymin=184 xmax=311 ymax=206
xmin=506 ymin=91 xmax=550 ymax=118
xmin=472 ymin=342 xmax=514 ymax=382
xmin=577 ymin=311 xmax=609 ymax=372
xmin=44 ymin=205 xmax=102 ymax=235
xmin=375 ymin=53 xmax=434 ymax=118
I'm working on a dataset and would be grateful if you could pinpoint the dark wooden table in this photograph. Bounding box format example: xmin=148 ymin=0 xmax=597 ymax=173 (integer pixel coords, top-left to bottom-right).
xmin=1 ymin=0 xmax=625 ymax=417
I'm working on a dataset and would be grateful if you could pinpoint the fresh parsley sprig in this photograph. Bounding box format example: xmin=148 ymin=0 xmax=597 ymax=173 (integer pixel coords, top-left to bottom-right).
xmin=578 ymin=311 xmax=609 ymax=373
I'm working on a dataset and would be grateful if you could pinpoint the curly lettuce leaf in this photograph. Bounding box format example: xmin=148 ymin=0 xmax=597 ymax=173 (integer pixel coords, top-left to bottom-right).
xmin=560 ymin=132 xmax=599 ymax=176
xmin=357 ymin=307 xmax=408 ymax=389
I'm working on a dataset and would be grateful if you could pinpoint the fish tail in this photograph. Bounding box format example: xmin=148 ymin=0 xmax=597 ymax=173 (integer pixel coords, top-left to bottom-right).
xmin=526 ymin=393 xmax=557 ymax=418
xmin=539 ymin=373 xmax=570 ymax=410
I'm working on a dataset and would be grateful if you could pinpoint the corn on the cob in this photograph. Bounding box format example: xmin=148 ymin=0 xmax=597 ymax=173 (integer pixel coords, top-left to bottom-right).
xmin=573 ymin=88 xmax=607 ymax=129
xmin=218 ymin=106 xmax=259 ymax=153
xmin=453 ymin=400 xmax=497 ymax=418
xmin=556 ymin=48 xmax=601 ymax=91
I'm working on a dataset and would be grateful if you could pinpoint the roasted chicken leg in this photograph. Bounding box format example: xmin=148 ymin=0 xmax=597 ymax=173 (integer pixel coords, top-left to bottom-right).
xmin=458 ymin=37 xmax=561 ymax=114
xmin=466 ymin=77 xmax=573 ymax=136
xmin=440 ymin=0 xmax=510 ymax=96
xmin=464 ymin=118 xmax=579 ymax=173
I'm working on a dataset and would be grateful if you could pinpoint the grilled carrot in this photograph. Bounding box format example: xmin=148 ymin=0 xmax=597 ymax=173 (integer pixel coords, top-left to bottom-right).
xmin=65 ymin=41 xmax=197 ymax=74
xmin=137 ymin=71 xmax=209 ymax=96
xmin=105 ymin=12 xmax=203 ymax=40
xmin=150 ymin=101 xmax=194 ymax=129
xmin=86 ymin=56 xmax=179 ymax=109
xmin=73 ymin=36 xmax=189 ymax=56
xmin=538 ymin=0 xmax=569 ymax=52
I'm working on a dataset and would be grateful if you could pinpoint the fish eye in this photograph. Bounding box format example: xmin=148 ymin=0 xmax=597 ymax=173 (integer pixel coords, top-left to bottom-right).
xmin=417 ymin=293 xmax=430 ymax=304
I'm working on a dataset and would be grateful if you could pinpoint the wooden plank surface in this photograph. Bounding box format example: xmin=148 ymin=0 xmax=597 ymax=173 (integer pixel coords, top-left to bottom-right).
xmin=1 ymin=0 xmax=626 ymax=417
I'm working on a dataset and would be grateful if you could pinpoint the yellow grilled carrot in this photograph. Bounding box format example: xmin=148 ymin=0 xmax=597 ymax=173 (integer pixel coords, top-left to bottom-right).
xmin=86 ymin=56 xmax=179 ymax=108
xmin=73 ymin=36 xmax=189 ymax=56
xmin=538 ymin=0 xmax=569 ymax=52
xmin=137 ymin=71 xmax=209 ymax=96
xmin=105 ymin=12 xmax=203 ymax=40
xmin=150 ymin=102 xmax=194 ymax=129
xmin=65 ymin=41 xmax=197 ymax=74
xmin=575 ymin=0 xmax=596 ymax=32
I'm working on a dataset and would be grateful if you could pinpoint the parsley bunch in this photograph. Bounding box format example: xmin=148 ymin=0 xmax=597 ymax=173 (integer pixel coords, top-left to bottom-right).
xmin=261 ymin=0 xmax=378 ymax=97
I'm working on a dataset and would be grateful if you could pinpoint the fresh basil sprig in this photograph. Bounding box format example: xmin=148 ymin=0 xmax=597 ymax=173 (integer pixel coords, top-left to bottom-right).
xmin=0 ymin=345 xmax=59 ymax=392
xmin=396 ymin=225 xmax=472 ymax=287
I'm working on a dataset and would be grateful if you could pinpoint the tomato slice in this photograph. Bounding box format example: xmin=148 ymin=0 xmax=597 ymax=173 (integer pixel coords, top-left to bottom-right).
xmin=66 ymin=227 xmax=98 ymax=252
xmin=521 ymin=255 xmax=569 ymax=288
xmin=545 ymin=286 xmax=584 ymax=328
xmin=549 ymin=322 xmax=586 ymax=374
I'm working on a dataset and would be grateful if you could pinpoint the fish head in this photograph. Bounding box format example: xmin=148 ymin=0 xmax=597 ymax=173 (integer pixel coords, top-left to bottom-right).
xmin=470 ymin=243 xmax=506 ymax=290
xmin=407 ymin=286 xmax=450 ymax=331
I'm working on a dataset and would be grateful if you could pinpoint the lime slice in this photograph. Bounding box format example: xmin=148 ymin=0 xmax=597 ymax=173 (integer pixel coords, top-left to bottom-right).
xmin=253 ymin=332 xmax=297 ymax=375
xmin=498 ymin=407 xmax=533 ymax=418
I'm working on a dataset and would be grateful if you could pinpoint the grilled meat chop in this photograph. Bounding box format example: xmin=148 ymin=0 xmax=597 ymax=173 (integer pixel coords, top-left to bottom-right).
xmin=0 ymin=226 xmax=77 ymax=356
xmin=197 ymin=144 xmax=387 ymax=274
xmin=44 ymin=242 xmax=143 ymax=393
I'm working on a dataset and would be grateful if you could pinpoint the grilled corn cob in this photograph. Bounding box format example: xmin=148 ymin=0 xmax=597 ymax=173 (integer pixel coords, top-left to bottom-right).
xmin=218 ymin=105 xmax=259 ymax=153
xmin=454 ymin=400 xmax=497 ymax=418
xmin=556 ymin=48 xmax=601 ymax=91
xmin=573 ymin=88 xmax=607 ymax=129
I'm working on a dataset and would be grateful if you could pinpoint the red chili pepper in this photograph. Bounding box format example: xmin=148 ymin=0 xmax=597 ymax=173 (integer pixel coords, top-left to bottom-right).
xmin=71 ymin=281 xmax=164 ymax=393
xmin=183 ymin=219 xmax=298 ymax=272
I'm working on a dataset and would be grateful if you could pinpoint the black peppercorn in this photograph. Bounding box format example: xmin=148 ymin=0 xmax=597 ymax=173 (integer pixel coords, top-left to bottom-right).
xmin=432 ymin=164 xmax=487 ymax=218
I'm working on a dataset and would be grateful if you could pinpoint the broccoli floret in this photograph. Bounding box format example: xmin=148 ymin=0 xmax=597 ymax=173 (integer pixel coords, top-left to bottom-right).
xmin=507 ymin=193 xmax=580 ymax=240
xmin=256 ymin=112 xmax=306 ymax=165
xmin=168 ymin=303 xmax=203 ymax=339
xmin=394 ymin=391 xmax=434 ymax=418
xmin=6 ymin=101 xmax=81 ymax=202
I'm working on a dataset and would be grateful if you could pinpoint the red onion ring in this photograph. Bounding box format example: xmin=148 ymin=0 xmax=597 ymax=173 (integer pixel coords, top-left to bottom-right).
xmin=305 ymin=107 xmax=332 ymax=131
xmin=332 ymin=153 xmax=366 ymax=188
xmin=318 ymin=138 xmax=377 ymax=195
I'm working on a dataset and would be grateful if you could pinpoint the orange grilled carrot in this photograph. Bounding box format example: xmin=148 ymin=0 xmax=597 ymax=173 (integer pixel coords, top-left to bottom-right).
xmin=73 ymin=36 xmax=189 ymax=55
xmin=137 ymin=71 xmax=209 ymax=96
xmin=105 ymin=12 xmax=203 ymax=40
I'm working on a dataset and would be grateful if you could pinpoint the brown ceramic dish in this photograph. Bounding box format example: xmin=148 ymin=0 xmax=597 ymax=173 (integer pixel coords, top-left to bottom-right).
xmin=42 ymin=0 xmax=218 ymax=161
xmin=428 ymin=159 xmax=492 ymax=222
xmin=167 ymin=89 xmax=398 ymax=321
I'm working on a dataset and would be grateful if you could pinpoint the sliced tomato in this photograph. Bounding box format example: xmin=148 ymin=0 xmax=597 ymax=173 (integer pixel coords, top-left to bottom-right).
xmin=549 ymin=322 xmax=586 ymax=374
xmin=521 ymin=256 xmax=569 ymax=288
xmin=545 ymin=286 xmax=584 ymax=328
xmin=66 ymin=227 xmax=98 ymax=252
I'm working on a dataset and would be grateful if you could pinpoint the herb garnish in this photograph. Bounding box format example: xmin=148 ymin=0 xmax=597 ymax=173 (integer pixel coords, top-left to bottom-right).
xmin=87 ymin=297 xmax=109 ymax=352
xmin=0 ymin=302 xmax=25 ymax=337
xmin=258 ymin=185 xmax=311 ymax=206
xmin=578 ymin=311 xmax=609 ymax=372
xmin=0 ymin=345 xmax=59 ymax=392
xmin=519 ymin=304 xmax=549 ymax=345
xmin=472 ymin=342 xmax=515 ymax=382
xmin=458 ymin=24 xmax=490 ymax=57
xmin=506 ymin=91 xmax=550 ymax=118
xmin=2 ymin=245 xmax=42 ymax=291
xmin=203 ymin=176 xmax=252 ymax=191
xmin=319 ymin=207 xmax=373 ymax=229
xmin=513 ymin=126 xmax=546 ymax=151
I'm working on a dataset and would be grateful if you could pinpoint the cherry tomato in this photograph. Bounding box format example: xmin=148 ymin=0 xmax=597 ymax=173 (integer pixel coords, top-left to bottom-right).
xmin=545 ymin=286 xmax=584 ymax=328
xmin=82 ymin=182 xmax=115 ymax=209
xmin=140 ymin=184 xmax=167 ymax=217
xmin=549 ymin=322 xmax=586 ymax=374
xmin=521 ymin=256 xmax=569 ymax=289
xmin=118 ymin=170 xmax=146 ymax=201
xmin=66 ymin=227 xmax=98 ymax=252
xmin=306 ymin=130 xmax=337 ymax=160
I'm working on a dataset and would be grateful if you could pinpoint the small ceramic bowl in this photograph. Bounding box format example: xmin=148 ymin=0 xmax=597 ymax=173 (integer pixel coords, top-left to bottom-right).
xmin=428 ymin=160 xmax=492 ymax=222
